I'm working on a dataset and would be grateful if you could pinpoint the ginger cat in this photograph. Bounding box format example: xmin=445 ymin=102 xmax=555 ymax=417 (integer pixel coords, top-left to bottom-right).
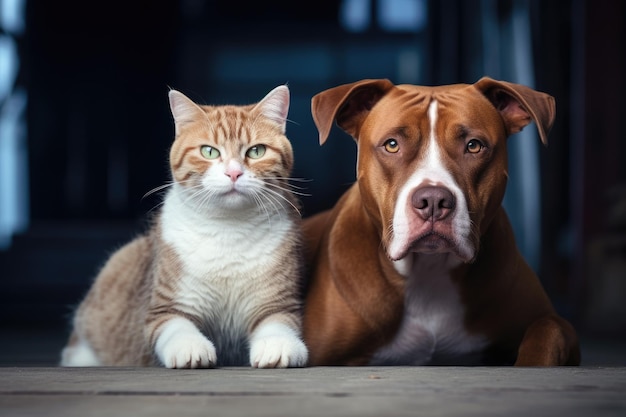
xmin=61 ymin=86 xmax=308 ymax=368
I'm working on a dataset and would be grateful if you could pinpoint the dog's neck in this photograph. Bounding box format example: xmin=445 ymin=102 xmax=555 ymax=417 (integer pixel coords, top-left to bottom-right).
xmin=371 ymin=252 xmax=486 ymax=366
xmin=392 ymin=252 xmax=464 ymax=278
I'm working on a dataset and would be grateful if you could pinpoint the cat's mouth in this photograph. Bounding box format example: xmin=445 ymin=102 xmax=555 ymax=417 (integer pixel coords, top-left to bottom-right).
xmin=225 ymin=189 xmax=241 ymax=196
xmin=222 ymin=184 xmax=249 ymax=199
xmin=226 ymin=182 xmax=245 ymax=193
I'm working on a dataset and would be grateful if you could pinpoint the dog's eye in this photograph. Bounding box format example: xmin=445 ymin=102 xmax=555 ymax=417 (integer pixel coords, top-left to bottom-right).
xmin=466 ymin=139 xmax=484 ymax=154
xmin=384 ymin=139 xmax=400 ymax=153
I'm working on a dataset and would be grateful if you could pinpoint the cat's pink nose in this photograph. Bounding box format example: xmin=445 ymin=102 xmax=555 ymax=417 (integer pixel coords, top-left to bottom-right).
xmin=225 ymin=161 xmax=243 ymax=182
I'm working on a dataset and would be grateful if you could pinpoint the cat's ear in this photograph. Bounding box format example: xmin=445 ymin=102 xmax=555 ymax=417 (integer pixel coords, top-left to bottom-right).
xmin=168 ymin=89 xmax=205 ymax=136
xmin=254 ymin=85 xmax=290 ymax=133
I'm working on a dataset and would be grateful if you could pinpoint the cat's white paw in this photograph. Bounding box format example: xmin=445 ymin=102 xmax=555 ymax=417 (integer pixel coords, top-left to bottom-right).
xmin=160 ymin=333 xmax=217 ymax=369
xmin=249 ymin=322 xmax=308 ymax=368
xmin=155 ymin=318 xmax=217 ymax=369
xmin=60 ymin=337 xmax=101 ymax=367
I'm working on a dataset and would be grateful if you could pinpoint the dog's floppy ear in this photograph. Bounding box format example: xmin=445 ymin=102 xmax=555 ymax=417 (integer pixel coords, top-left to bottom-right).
xmin=473 ymin=77 xmax=555 ymax=145
xmin=311 ymin=79 xmax=395 ymax=144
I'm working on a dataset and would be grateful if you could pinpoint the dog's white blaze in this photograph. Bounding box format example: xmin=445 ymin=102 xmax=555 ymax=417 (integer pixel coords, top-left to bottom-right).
xmin=375 ymin=100 xmax=486 ymax=365
xmin=388 ymin=100 xmax=474 ymax=262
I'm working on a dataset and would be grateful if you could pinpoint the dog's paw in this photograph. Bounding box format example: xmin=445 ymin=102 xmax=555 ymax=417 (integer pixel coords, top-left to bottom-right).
xmin=155 ymin=318 xmax=217 ymax=369
xmin=249 ymin=322 xmax=308 ymax=368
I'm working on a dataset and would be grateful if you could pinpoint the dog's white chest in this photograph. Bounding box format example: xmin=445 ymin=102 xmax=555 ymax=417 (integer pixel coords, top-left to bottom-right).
xmin=370 ymin=255 xmax=488 ymax=365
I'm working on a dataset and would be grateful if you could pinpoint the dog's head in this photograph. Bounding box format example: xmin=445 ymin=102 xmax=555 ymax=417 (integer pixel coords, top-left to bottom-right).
xmin=311 ymin=77 xmax=555 ymax=264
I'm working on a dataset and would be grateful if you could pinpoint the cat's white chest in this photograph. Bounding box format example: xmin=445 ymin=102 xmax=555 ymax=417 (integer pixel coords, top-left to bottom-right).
xmin=160 ymin=190 xmax=293 ymax=315
xmin=370 ymin=255 xmax=488 ymax=365
xmin=161 ymin=190 xmax=291 ymax=278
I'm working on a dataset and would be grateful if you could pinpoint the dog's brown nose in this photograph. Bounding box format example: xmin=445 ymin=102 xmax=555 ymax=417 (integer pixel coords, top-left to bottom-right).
xmin=412 ymin=186 xmax=456 ymax=221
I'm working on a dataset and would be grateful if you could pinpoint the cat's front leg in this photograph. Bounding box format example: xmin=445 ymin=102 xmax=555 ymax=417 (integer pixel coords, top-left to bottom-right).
xmin=154 ymin=317 xmax=217 ymax=369
xmin=249 ymin=320 xmax=308 ymax=368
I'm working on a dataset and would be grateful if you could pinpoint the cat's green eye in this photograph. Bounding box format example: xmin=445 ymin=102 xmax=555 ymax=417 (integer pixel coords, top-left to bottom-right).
xmin=200 ymin=145 xmax=220 ymax=160
xmin=246 ymin=144 xmax=266 ymax=159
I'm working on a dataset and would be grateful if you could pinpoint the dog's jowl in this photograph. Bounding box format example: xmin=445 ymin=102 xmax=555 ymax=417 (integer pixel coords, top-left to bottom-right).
xmin=302 ymin=77 xmax=580 ymax=366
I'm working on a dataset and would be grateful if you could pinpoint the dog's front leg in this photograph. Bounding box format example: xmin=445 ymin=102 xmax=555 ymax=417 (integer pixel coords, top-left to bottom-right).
xmin=515 ymin=315 xmax=581 ymax=366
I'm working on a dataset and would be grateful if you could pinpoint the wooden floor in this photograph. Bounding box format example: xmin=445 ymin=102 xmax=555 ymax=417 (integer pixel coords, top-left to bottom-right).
xmin=1 ymin=326 xmax=625 ymax=417
xmin=1 ymin=366 xmax=625 ymax=417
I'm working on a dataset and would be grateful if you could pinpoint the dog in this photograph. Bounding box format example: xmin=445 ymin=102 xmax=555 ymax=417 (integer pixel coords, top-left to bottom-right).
xmin=301 ymin=77 xmax=580 ymax=366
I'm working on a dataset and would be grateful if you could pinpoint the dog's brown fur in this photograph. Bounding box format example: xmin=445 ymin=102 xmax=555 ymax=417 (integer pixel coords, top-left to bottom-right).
xmin=302 ymin=77 xmax=580 ymax=366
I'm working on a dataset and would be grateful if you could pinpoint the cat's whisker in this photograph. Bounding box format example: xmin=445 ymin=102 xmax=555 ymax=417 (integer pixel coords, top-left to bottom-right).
xmin=286 ymin=181 xmax=312 ymax=190
xmin=144 ymin=180 xmax=199 ymax=213
xmin=261 ymin=178 xmax=311 ymax=197
xmin=198 ymin=193 xmax=216 ymax=214
xmin=262 ymin=177 xmax=312 ymax=192
xmin=250 ymin=189 xmax=275 ymax=226
xmin=262 ymin=177 xmax=311 ymax=183
xmin=263 ymin=181 xmax=311 ymax=197
xmin=256 ymin=190 xmax=287 ymax=224
xmin=142 ymin=182 xmax=176 ymax=200
xmin=145 ymin=178 xmax=200 ymax=201
xmin=146 ymin=200 xmax=166 ymax=215
xmin=197 ymin=188 xmax=220 ymax=213
xmin=266 ymin=182 xmax=311 ymax=197
xmin=260 ymin=187 xmax=302 ymax=216
xmin=285 ymin=117 xmax=300 ymax=126
xmin=182 ymin=184 xmax=206 ymax=202
xmin=245 ymin=179 xmax=281 ymax=215
xmin=248 ymin=180 xmax=279 ymax=210
xmin=182 ymin=183 xmax=214 ymax=209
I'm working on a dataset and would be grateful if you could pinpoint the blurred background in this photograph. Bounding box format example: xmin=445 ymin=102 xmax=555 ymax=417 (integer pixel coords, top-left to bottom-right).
xmin=0 ymin=0 xmax=624 ymax=365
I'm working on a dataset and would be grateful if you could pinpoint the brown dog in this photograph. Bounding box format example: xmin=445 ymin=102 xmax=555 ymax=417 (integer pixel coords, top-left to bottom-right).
xmin=301 ymin=77 xmax=580 ymax=366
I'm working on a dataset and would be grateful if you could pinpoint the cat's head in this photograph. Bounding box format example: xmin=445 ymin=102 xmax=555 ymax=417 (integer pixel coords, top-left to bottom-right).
xmin=167 ymin=86 xmax=297 ymax=213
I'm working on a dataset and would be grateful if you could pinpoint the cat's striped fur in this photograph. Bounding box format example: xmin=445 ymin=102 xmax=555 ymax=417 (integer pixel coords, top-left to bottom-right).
xmin=61 ymin=86 xmax=308 ymax=368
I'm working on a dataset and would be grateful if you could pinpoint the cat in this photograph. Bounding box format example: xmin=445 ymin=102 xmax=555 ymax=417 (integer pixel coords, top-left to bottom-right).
xmin=60 ymin=85 xmax=309 ymax=368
